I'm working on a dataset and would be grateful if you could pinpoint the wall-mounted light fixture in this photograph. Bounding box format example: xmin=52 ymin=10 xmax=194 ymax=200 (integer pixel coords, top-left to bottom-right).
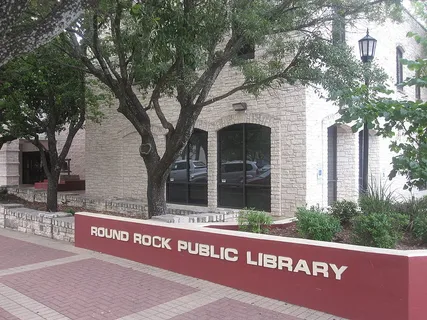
xmin=232 ymin=102 xmax=247 ymax=111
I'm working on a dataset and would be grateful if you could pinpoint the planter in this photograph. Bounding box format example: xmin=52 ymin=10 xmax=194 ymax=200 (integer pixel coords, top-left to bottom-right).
xmin=74 ymin=212 xmax=427 ymax=320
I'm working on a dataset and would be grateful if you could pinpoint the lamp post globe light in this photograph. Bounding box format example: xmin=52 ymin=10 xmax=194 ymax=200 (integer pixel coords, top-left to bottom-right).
xmin=358 ymin=29 xmax=377 ymax=193
xmin=358 ymin=29 xmax=377 ymax=63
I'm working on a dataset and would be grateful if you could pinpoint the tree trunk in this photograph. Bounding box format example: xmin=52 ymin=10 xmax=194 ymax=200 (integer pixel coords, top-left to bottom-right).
xmin=46 ymin=171 xmax=60 ymax=212
xmin=146 ymin=172 xmax=168 ymax=218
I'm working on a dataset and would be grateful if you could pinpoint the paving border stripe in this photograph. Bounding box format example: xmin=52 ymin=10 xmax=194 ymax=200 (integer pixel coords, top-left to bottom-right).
xmin=0 ymin=229 xmax=83 ymax=254
xmin=0 ymin=284 xmax=70 ymax=320
xmin=118 ymin=291 xmax=219 ymax=320
xmin=0 ymin=255 xmax=92 ymax=277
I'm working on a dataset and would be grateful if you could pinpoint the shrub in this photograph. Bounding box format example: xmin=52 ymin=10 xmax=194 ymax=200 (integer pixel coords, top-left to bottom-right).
xmin=65 ymin=208 xmax=76 ymax=216
xmin=359 ymin=178 xmax=396 ymax=215
xmin=393 ymin=196 xmax=427 ymax=231
xmin=238 ymin=209 xmax=272 ymax=234
xmin=413 ymin=214 xmax=427 ymax=243
xmin=296 ymin=207 xmax=341 ymax=242
xmin=351 ymin=212 xmax=409 ymax=248
xmin=329 ymin=200 xmax=360 ymax=226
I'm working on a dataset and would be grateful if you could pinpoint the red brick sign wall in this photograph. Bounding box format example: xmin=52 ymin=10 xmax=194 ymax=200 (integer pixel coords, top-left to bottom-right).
xmin=75 ymin=213 xmax=426 ymax=320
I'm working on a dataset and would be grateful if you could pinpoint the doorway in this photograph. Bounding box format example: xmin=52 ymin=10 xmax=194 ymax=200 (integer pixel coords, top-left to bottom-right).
xmin=22 ymin=151 xmax=50 ymax=184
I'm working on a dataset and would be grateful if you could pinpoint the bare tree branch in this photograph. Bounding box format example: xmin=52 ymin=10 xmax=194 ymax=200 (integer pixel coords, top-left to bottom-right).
xmin=0 ymin=0 xmax=98 ymax=66
xmin=196 ymin=45 xmax=304 ymax=108
xmin=149 ymin=61 xmax=177 ymax=133
xmin=111 ymin=0 xmax=128 ymax=81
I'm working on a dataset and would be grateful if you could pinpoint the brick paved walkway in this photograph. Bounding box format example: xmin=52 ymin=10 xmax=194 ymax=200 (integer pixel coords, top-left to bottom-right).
xmin=0 ymin=229 xmax=345 ymax=320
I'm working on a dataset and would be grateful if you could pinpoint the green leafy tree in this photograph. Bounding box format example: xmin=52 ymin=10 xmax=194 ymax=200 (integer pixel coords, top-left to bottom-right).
xmin=61 ymin=0 xmax=401 ymax=217
xmin=0 ymin=41 xmax=102 ymax=212
xmin=339 ymin=30 xmax=427 ymax=190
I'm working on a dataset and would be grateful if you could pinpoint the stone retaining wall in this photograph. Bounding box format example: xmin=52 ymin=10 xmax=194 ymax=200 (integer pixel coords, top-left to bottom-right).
xmin=0 ymin=203 xmax=75 ymax=242
xmin=6 ymin=187 xmax=240 ymax=218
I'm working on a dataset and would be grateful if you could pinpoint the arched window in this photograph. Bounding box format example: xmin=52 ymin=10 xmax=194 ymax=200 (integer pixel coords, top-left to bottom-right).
xmin=396 ymin=47 xmax=404 ymax=87
xmin=167 ymin=129 xmax=208 ymax=205
xmin=218 ymin=124 xmax=271 ymax=211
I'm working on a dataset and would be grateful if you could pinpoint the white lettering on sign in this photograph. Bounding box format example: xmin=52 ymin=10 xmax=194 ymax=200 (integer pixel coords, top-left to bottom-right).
xmin=89 ymin=225 xmax=348 ymax=281
xmin=246 ymin=251 xmax=348 ymax=280
xmin=177 ymin=240 xmax=238 ymax=262
xmin=90 ymin=227 xmax=129 ymax=242
xmin=133 ymin=233 xmax=172 ymax=250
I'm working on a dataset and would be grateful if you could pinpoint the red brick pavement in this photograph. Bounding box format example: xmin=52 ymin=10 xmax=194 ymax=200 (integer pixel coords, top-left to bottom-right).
xmin=1 ymin=258 xmax=198 ymax=320
xmin=169 ymin=298 xmax=302 ymax=320
xmin=0 ymin=307 xmax=19 ymax=320
xmin=0 ymin=235 xmax=74 ymax=270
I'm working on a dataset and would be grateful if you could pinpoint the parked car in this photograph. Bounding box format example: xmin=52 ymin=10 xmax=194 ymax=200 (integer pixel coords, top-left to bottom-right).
xmin=220 ymin=160 xmax=259 ymax=184
xmin=247 ymin=169 xmax=271 ymax=185
xmin=259 ymin=164 xmax=270 ymax=173
xmin=169 ymin=160 xmax=207 ymax=182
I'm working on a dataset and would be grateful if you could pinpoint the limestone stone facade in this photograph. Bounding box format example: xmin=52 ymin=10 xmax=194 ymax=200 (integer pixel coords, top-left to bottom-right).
xmin=84 ymin=11 xmax=426 ymax=216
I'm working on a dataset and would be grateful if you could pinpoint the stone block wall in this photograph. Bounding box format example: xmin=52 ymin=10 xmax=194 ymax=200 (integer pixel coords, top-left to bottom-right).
xmin=0 ymin=203 xmax=75 ymax=242
xmin=58 ymin=129 xmax=86 ymax=179
xmin=7 ymin=186 xmax=241 ymax=219
xmin=52 ymin=216 xmax=75 ymax=242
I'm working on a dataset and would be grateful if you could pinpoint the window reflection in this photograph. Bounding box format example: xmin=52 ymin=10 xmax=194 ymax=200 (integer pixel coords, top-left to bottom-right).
xmin=218 ymin=124 xmax=271 ymax=211
xmin=167 ymin=129 xmax=208 ymax=205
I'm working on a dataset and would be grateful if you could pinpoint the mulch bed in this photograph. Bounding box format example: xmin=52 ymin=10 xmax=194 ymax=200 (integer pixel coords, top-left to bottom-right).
xmin=269 ymin=222 xmax=427 ymax=250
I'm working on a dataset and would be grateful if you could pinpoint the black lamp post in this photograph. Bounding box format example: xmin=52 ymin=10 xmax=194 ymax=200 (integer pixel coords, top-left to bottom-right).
xmin=358 ymin=29 xmax=377 ymax=193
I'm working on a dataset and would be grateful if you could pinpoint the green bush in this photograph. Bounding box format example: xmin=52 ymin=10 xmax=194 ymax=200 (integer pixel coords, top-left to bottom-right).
xmin=296 ymin=207 xmax=342 ymax=242
xmin=238 ymin=209 xmax=272 ymax=234
xmin=329 ymin=200 xmax=360 ymax=226
xmin=359 ymin=179 xmax=396 ymax=215
xmin=65 ymin=208 xmax=76 ymax=215
xmin=413 ymin=214 xmax=427 ymax=243
xmin=393 ymin=196 xmax=427 ymax=231
xmin=351 ymin=212 xmax=409 ymax=248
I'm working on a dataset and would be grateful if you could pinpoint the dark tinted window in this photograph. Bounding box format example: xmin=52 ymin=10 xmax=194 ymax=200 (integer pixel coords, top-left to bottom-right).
xmin=224 ymin=163 xmax=244 ymax=172
xmin=218 ymin=124 xmax=271 ymax=211
xmin=193 ymin=161 xmax=206 ymax=168
xmin=167 ymin=129 xmax=208 ymax=205
xmin=172 ymin=162 xmax=187 ymax=170
xmin=328 ymin=125 xmax=337 ymax=206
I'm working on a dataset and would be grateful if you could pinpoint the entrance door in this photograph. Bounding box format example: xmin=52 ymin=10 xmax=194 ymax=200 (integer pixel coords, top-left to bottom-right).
xmin=22 ymin=151 xmax=49 ymax=184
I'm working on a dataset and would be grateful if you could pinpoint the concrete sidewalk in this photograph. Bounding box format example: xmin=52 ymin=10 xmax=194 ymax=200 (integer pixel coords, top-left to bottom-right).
xmin=0 ymin=229 xmax=345 ymax=320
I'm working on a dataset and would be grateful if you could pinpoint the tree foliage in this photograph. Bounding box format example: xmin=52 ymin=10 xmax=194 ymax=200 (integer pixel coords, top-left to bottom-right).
xmin=0 ymin=0 xmax=99 ymax=66
xmin=339 ymin=31 xmax=427 ymax=190
xmin=0 ymin=41 xmax=103 ymax=211
xmin=61 ymin=0 xmax=401 ymax=217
